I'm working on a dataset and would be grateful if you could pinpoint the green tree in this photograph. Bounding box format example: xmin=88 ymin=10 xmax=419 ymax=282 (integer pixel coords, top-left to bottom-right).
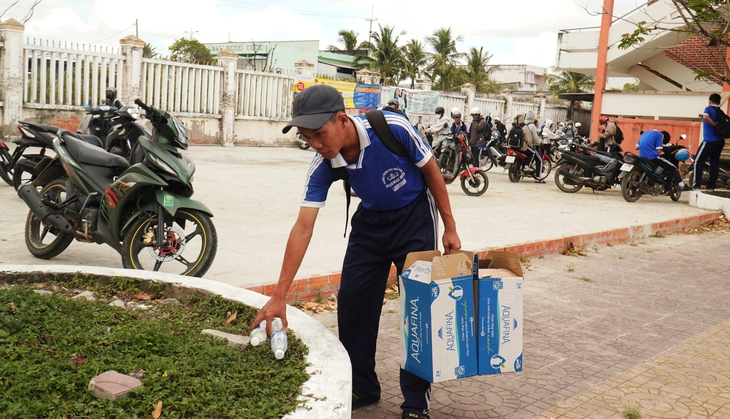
xmin=618 ymin=0 xmax=730 ymax=84
xmin=327 ymin=29 xmax=366 ymax=52
xmin=546 ymin=69 xmax=595 ymax=94
xmin=368 ymin=25 xmax=405 ymax=86
xmin=168 ymin=38 xmax=214 ymax=65
xmin=143 ymin=42 xmax=157 ymax=59
xmin=403 ymin=40 xmax=430 ymax=89
xmin=427 ymin=28 xmax=464 ymax=91
xmin=460 ymin=47 xmax=499 ymax=93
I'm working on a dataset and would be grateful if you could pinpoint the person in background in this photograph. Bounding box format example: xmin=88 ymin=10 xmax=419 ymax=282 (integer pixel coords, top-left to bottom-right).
xmin=386 ymin=99 xmax=407 ymax=117
xmin=104 ymin=87 xmax=123 ymax=109
xmin=253 ymin=84 xmax=461 ymax=419
xmin=467 ymin=107 xmax=488 ymax=167
xmin=493 ymin=116 xmax=507 ymax=139
xmin=597 ymin=116 xmax=618 ymax=153
xmin=426 ymin=106 xmax=451 ymax=149
xmin=450 ymin=111 xmax=468 ymax=135
xmin=563 ymin=121 xmax=578 ymax=143
xmin=523 ymin=110 xmax=544 ymax=182
xmin=636 ymin=129 xmax=691 ymax=191
xmin=693 ymin=93 xmax=726 ymax=190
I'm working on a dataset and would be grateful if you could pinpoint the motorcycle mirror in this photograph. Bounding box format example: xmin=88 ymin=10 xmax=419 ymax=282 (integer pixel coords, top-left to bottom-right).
xmin=680 ymin=134 xmax=687 ymax=140
xmin=443 ymin=123 xmax=448 ymax=128
xmin=83 ymin=104 xmax=90 ymax=109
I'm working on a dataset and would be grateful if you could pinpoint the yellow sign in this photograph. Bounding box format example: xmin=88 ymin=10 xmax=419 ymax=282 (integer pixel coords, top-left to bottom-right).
xmin=293 ymin=78 xmax=357 ymax=109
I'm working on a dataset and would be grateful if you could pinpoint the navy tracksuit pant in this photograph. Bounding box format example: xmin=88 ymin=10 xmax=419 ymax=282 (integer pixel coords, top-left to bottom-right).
xmin=693 ymin=140 xmax=726 ymax=189
xmin=337 ymin=190 xmax=438 ymax=415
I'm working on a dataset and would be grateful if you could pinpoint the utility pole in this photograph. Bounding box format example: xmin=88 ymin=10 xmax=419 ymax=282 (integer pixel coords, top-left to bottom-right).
xmin=365 ymin=5 xmax=377 ymax=54
xmin=185 ymin=29 xmax=198 ymax=40
xmin=135 ymin=19 xmax=138 ymax=37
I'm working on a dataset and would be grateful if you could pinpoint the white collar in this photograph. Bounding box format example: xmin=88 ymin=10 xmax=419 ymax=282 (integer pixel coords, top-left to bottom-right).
xmin=330 ymin=115 xmax=371 ymax=168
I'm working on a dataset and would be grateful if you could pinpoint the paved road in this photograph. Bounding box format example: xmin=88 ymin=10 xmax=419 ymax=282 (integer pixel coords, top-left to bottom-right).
xmin=314 ymin=228 xmax=730 ymax=419
xmin=0 ymin=145 xmax=713 ymax=289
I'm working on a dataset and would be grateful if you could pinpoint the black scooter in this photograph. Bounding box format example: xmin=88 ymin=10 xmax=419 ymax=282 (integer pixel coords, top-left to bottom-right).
xmin=619 ymin=152 xmax=682 ymax=202
xmin=554 ymin=143 xmax=624 ymax=193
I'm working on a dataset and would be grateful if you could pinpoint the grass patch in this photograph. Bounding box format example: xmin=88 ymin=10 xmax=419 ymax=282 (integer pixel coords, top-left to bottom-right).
xmin=0 ymin=278 xmax=310 ymax=418
xmin=707 ymin=191 xmax=730 ymax=199
xmin=623 ymin=407 xmax=642 ymax=419
xmin=566 ymin=263 xmax=575 ymax=272
xmin=580 ymin=276 xmax=593 ymax=282
xmin=650 ymin=232 xmax=665 ymax=238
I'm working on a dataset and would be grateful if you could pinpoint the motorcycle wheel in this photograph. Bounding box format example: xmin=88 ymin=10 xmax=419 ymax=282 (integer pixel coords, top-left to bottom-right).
xmin=0 ymin=148 xmax=13 ymax=186
xmin=554 ymin=165 xmax=584 ymax=193
xmin=508 ymin=161 xmax=522 ymax=183
xmin=12 ymin=158 xmax=39 ymax=191
xmin=535 ymin=158 xmax=552 ymax=180
xmin=670 ymin=182 xmax=681 ymax=201
xmin=122 ymin=208 xmax=218 ymax=277
xmin=24 ymin=179 xmax=75 ymax=259
xmin=461 ymin=171 xmax=489 ymax=196
xmin=480 ymin=154 xmax=494 ymax=171
xmin=297 ymin=140 xmax=310 ymax=150
xmin=620 ymin=170 xmax=643 ymax=202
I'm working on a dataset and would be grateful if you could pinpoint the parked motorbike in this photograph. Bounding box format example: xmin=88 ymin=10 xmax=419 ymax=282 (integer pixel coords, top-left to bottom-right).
xmin=479 ymin=131 xmax=507 ymax=171
xmin=77 ymin=104 xmax=118 ymax=140
xmin=79 ymin=104 xmax=150 ymax=160
xmin=17 ymin=98 xmax=218 ymax=277
xmin=682 ymin=156 xmax=730 ymax=190
xmin=437 ymin=132 xmax=489 ymax=196
xmin=554 ymin=144 xmax=624 ymax=193
xmin=503 ymin=147 xmax=552 ymax=183
xmin=296 ymin=132 xmax=310 ymax=150
xmin=619 ymin=152 xmax=681 ymax=202
xmin=5 ymin=121 xmax=105 ymax=190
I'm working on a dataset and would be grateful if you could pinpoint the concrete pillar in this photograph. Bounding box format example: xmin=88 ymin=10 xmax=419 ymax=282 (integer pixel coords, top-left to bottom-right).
xmin=415 ymin=78 xmax=432 ymax=91
xmin=294 ymin=59 xmax=315 ymax=82
xmin=356 ymin=69 xmax=380 ymax=85
xmin=590 ymin=0 xmax=615 ymax=140
xmin=536 ymin=94 xmax=547 ymax=121
xmin=0 ymin=19 xmax=25 ymax=138
xmin=461 ymin=83 xmax=476 ymax=122
xmin=504 ymin=94 xmax=514 ymax=124
xmin=119 ymin=35 xmax=145 ymax=106
xmin=217 ymin=50 xmax=238 ymax=147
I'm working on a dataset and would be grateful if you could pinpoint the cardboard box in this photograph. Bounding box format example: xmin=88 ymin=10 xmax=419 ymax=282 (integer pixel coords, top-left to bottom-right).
xmin=474 ymin=251 xmax=524 ymax=375
xmin=400 ymin=251 xmax=478 ymax=383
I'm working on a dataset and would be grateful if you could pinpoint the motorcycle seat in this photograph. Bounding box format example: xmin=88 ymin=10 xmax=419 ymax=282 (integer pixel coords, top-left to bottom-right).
xmin=76 ymin=134 xmax=103 ymax=148
xmin=23 ymin=121 xmax=64 ymax=134
xmin=62 ymin=134 xmax=130 ymax=171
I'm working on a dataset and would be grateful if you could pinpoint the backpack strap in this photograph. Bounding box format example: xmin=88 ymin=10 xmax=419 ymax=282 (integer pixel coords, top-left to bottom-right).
xmin=365 ymin=109 xmax=408 ymax=157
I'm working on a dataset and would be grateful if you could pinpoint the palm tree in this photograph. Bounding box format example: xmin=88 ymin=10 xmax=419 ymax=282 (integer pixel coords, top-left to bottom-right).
xmin=426 ymin=28 xmax=463 ymax=91
xmin=369 ymin=25 xmax=405 ymax=86
xmin=546 ymin=69 xmax=595 ymax=94
xmin=327 ymin=29 xmax=361 ymax=52
xmin=402 ymin=40 xmax=429 ymax=89
xmin=143 ymin=42 xmax=157 ymax=59
xmin=461 ymin=47 xmax=498 ymax=93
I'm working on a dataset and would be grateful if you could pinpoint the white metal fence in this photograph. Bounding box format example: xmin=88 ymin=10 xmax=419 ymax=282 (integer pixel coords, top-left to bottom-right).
xmin=474 ymin=97 xmax=505 ymax=120
xmin=24 ymin=44 xmax=125 ymax=107
xmin=544 ymin=105 xmax=569 ymax=124
xmin=141 ymin=58 xmax=222 ymax=115
xmin=511 ymin=101 xmax=539 ymax=118
xmin=235 ymin=69 xmax=295 ymax=120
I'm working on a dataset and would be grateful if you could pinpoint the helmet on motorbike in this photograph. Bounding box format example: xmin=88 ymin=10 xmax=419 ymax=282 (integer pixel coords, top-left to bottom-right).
xmin=451 ymin=107 xmax=460 ymax=116
xmin=452 ymin=111 xmax=462 ymax=118
xmin=470 ymin=107 xmax=481 ymax=115
xmin=105 ymin=87 xmax=117 ymax=100
xmin=661 ymin=131 xmax=671 ymax=145
xmin=675 ymin=149 xmax=690 ymax=162
xmin=599 ymin=115 xmax=609 ymax=124
xmin=493 ymin=116 xmax=500 ymax=122
xmin=575 ymin=122 xmax=582 ymax=128
xmin=435 ymin=106 xmax=445 ymax=115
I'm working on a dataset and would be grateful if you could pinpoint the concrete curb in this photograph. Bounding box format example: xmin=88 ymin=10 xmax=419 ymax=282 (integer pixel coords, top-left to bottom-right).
xmin=248 ymin=211 xmax=723 ymax=301
xmin=0 ymin=265 xmax=352 ymax=419
xmin=689 ymin=190 xmax=730 ymax=216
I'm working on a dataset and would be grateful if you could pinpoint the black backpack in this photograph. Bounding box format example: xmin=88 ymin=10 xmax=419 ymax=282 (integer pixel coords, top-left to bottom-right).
xmin=613 ymin=123 xmax=624 ymax=145
xmin=507 ymin=123 xmax=525 ymax=149
xmin=714 ymin=107 xmax=730 ymax=138
xmin=327 ymin=109 xmax=409 ymax=236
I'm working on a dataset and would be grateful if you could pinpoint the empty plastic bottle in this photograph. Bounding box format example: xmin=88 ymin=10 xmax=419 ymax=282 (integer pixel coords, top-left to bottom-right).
xmin=270 ymin=317 xmax=287 ymax=360
xmin=250 ymin=320 xmax=267 ymax=347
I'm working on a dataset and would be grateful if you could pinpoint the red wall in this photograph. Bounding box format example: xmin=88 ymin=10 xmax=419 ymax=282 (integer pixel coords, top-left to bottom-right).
xmin=615 ymin=118 xmax=702 ymax=154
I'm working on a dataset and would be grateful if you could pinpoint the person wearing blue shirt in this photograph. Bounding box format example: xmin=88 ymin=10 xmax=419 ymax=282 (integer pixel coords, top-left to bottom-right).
xmin=693 ymin=93 xmax=727 ymax=190
xmin=253 ymin=85 xmax=461 ymax=419
xmin=636 ymin=129 xmax=690 ymax=190
xmin=449 ymin=111 xmax=468 ymax=135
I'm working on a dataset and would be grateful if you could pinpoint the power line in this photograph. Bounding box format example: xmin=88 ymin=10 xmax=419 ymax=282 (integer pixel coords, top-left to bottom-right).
xmin=90 ymin=23 xmax=136 ymax=44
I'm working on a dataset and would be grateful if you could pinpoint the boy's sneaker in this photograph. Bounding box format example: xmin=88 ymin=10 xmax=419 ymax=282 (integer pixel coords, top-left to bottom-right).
xmin=352 ymin=388 xmax=379 ymax=410
xmin=401 ymin=412 xmax=430 ymax=419
xmin=680 ymin=184 xmax=693 ymax=191
xmin=523 ymin=166 xmax=535 ymax=173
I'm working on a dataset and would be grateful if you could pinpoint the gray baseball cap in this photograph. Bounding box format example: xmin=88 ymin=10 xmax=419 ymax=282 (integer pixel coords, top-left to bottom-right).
xmin=282 ymin=84 xmax=345 ymax=134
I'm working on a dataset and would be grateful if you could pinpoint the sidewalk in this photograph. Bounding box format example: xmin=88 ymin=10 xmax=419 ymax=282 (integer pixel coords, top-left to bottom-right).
xmin=314 ymin=227 xmax=730 ymax=419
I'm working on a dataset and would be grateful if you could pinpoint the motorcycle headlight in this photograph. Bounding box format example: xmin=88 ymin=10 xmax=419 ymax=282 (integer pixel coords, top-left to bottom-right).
xmin=148 ymin=153 xmax=177 ymax=176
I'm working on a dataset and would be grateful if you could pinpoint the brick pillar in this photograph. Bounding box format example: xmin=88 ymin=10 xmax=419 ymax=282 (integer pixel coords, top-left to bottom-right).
xmin=0 ymin=19 xmax=25 ymax=138
xmin=119 ymin=35 xmax=145 ymax=106
xmin=217 ymin=50 xmax=238 ymax=147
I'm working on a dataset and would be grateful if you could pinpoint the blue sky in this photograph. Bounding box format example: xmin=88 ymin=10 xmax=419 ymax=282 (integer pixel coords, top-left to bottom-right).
xmin=4 ymin=0 xmax=644 ymax=68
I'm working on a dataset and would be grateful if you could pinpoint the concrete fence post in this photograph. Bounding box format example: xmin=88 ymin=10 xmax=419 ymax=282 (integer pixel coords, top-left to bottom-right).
xmin=536 ymin=94 xmax=547 ymax=122
xmin=0 ymin=19 xmax=25 ymax=138
xmin=119 ymin=35 xmax=145 ymax=106
xmin=217 ymin=50 xmax=238 ymax=147
xmin=461 ymin=83 xmax=476 ymax=122
xmin=504 ymin=94 xmax=514 ymax=124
